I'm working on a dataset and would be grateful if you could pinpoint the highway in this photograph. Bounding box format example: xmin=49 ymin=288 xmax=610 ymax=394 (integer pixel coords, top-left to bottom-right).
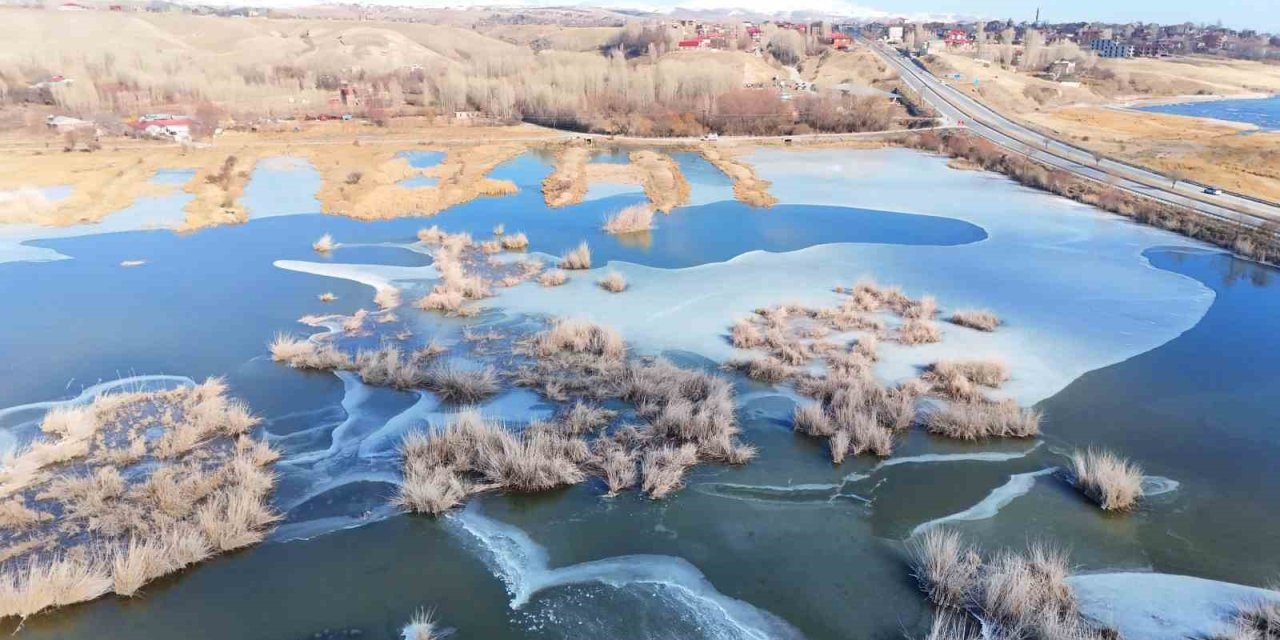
xmin=860 ymin=37 xmax=1280 ymax=230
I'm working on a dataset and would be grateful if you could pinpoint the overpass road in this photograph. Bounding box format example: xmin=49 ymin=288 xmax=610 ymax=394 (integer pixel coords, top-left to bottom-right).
xmin=861 ymin=36 xmax=1280 ymax=231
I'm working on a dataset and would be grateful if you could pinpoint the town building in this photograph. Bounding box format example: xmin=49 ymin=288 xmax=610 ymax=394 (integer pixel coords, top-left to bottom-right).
xmin=1090 ymin=39 xmax=1135 ymax=58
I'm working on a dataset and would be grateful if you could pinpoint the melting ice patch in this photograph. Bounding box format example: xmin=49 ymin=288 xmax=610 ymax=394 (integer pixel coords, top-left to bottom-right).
xmin=696 ymin=443 xmax=1043 ymax=506
xmin=908 ymin=468 xmax=1057 ymax=538
xmin=282 ymin=148 xmax=1214 ymax=406
xmin=0 ymin=191 xmax=191 ymax=264
xmin=1070 ymin=572 xmax=1280 ymax=639
xmin=451 ymin=506 xmax=805 ymax=640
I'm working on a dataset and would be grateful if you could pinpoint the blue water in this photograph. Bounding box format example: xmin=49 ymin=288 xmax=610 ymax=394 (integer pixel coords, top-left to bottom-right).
xmin=3 ymin=148 xmax=1278 ymax=640
xmin=396 ymin=150 xmax=446 ymax=169
xmin=151 ymin=168 xmax=196 ymax=186
xmin=1138 ymin=95 xmax=1280 ymax=130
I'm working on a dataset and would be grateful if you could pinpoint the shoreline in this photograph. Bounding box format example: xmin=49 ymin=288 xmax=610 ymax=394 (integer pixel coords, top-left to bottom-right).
xmin=1114 ymin=91 xmax=1275 ymax=109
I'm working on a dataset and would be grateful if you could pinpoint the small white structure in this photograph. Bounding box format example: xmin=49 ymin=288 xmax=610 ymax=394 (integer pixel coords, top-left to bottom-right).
xmin=886 ymin=26 xmax=904 ymax=43
xmin=45 ymin=115 xmax=93 ymax=133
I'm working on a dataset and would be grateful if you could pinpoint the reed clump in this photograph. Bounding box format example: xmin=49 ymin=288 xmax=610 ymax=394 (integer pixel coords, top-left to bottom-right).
xmin=923 ymin=399 xmax=1041 ymax=441
xmin=948 ymin=309 xmax=1002 ymax=332
xmin=312 ymin=233 xmax=335 ymax=253
xmin=538 ymin=270 xmax=568 ymax=287
xmin=923 ymin=359 xmax=1009 ymax=402
xmin=907 ymin=530 xmax=1112 ymax=639
xmin=1068 ymin=448 xmax=1144 ymax=512
xmin=395 ymin=410 xmax=589 ymax=514
xmin=559 ymin=242 xmax=592 ymax=270
xmin=602 ymin=204 xmax=656 ymax=235
xmin=599 ymin=272 xmax=627 ymax=293
xmin=500 ymin=232 xmax=529 ymax=251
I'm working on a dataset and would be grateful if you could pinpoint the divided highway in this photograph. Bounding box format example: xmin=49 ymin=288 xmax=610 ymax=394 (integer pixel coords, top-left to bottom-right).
xmin=860 ymin=37 xmax=1280 ymax=230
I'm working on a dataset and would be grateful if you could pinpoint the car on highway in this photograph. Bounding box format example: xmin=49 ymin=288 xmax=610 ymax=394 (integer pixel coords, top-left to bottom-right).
xmin=1203 ymin=187 xmax=1223 ymax=195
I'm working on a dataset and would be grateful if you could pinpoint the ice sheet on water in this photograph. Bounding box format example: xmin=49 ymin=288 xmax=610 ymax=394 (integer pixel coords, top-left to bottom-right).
xmin=266 ymin=148 xmax=1214 ymax=545
xmin=908 ymin=468 xmax=1057 ymax=538
xmin=1070 ymin=572 xmax=1280 ymax=639
xmin=451 ymin=505 xmax=806 ymax=640
xmin=0 ymin=192 xmax=191 ymax=264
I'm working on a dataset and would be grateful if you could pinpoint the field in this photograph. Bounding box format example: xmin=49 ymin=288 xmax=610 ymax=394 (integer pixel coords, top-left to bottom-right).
xmin=923 ymin=50 xmax=1280 ymax=202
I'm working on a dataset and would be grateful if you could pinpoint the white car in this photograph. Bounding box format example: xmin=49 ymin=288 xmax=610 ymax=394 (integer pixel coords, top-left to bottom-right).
xmin=1203 ymin=187 xmax=1223 ymax=196
xmin=702 ymin=133 xmax=719 ymax=141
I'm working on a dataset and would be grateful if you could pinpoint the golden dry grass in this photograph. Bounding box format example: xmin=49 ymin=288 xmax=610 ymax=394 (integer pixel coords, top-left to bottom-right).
xmin=908 ymin=530 xmax=1104 ymax=638
xmin=923 ymin=399 xmax=1041 ymax=441
xmin=559 ymin=242 xmax=592 ymax=270
xmin=602 ymin=204 xmax=656 ymax=235
xmin=1068 ymin=448 xmax=1144 ymax=512
xmin=0 ymin=380 xmax=278 ymax=619
xmin=923 ymin=360 xmax=1010 ymax=402
xmin=598 ymin=272 xmax=627 ymax=293
xmin=538 ymin=269 xmax=569 ymax=287
xmin=313 ymin=234 xmax=335 ymax=253
xmin=698 ymin=145 xmax=777 ymax=207
xmin=948 ymin=309 xmax=1002 ymax=332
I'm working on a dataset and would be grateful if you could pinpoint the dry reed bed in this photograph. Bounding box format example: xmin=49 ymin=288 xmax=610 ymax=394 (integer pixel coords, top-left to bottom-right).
xmin=0 ymin=380 xmax=278 ymax=619
xmin=721 ymin=278 xmax=1037 ymax=462
xmin=306 ymin=143 xmax=526 ymax=221
xmin=539 ymin=146 xmax=690 ymax=212
xmin=393 ymin=319 xmax=757 ymax=514
xmin=629 ymin=150 xmax=691 ymax=213
xmin=908 ymin=529 xmax=1115 ymax=639
xmin=414 ymin=225 xmax=544 ymax=317
xmin=698 ymin=145 xmax=778 ymax=208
